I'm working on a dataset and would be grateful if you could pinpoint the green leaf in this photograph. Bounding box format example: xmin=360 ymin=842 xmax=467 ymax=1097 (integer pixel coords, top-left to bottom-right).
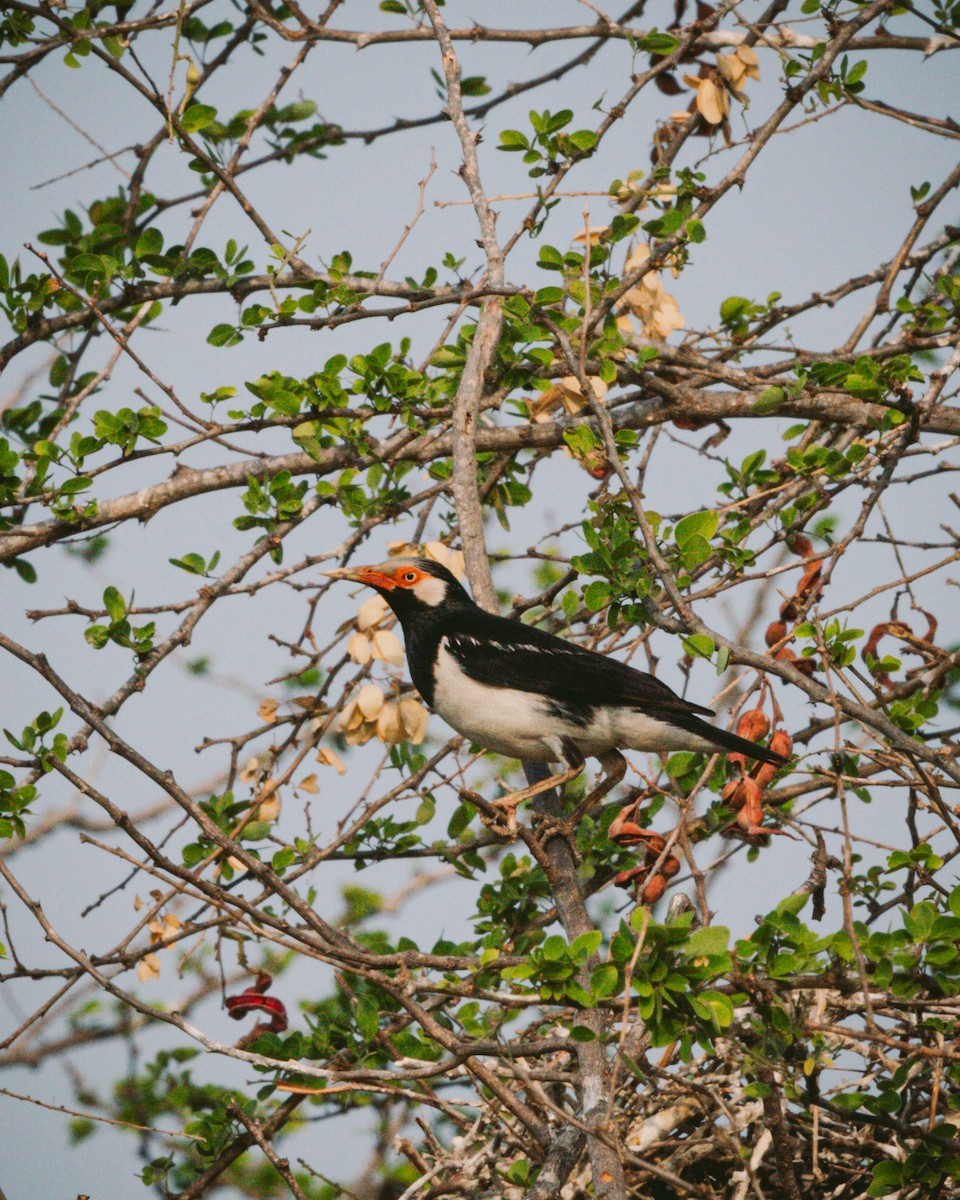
xmin=241 ymin=821 xmax=271 ymax=841
xmin=680 ymin=534 xmax=711 ymax=568
xmin=415 ymin=793 xmax=435 ymax=825
xmin=682 ymin=633 xmax=714 ymax=660
xmin=169 ymin=553 xmax=207 ymax=575
xmin=498 ymin=129 xmax=529 ymax=151
xmin=674 ymin=510 xmax=718 ymax=546
xmin=571 ymin=930 xmax=602 ymax=962
xmin=867 ymin=1161 xmax=902 ymax=1197
xmin=690 ymin=989 xmax=734 ymax=1029
xmin=103 ymin=586 xmax=126 ymax=622
xmin=59 ymin=476 xmax=92 ymax=495
xmin=686 ymin=926 xmax=730 ymax=958
xmin=207 ymin=323 xmax=242 ymax=348
xmin=639 ymin=32 xmax=680 ymax=55
xmin=720 ymin=295 xmax=751 ymax=324
xmin=590 ymin=963 xmax=620 ymax=999
xmin=181 ymin=104 xmax=218 ymax=133
xmin=356 ymin=996 xmax=380 ymax=1040
xmin=135 ymin=228 xmax=164 ymax=257
xmin=583 ymin=580 xmax=611 ymax=611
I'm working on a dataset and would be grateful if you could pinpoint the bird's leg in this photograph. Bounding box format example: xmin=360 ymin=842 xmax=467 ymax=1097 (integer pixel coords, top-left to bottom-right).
xmin=533 ymin=750 xmax=628 ymax=848
xmin=472 ymin=740 xmax=586 ymax=839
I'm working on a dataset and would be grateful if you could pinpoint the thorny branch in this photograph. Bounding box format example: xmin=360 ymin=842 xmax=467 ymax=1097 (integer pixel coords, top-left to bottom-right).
xmin=2 ymin=0 xmax=960 ymax=1197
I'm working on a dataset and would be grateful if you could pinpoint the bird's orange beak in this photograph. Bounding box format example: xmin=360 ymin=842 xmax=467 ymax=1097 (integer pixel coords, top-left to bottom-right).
xmin=323 ymin=564 xmax=399 ymax=590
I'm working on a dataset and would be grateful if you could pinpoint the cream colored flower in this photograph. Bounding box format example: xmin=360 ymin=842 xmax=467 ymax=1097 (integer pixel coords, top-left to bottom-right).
xmin=347 ymin=631 xmax=373 ymax=665
xmin=357 ymin=593 xmax=390 ymax=630
xmin=137 ymin=953 xmax=161 ymax=983
xmin=356 ymin=683 xmax=385 ymax=720
xmin=316 ymin=745 xmax=347 ymax=774
xmin=376 ymin=702 xmax=402 ymax=743
xmin=371 ymin=629 xmax=404 ymax=666
xmin=239 ymin=756 xmax=262 ymax=784
xmin=398 ymin=697 xmax=429 ymax=744
xmin=528 ymin=375 xmax=608 ymax=419
xmin=337 ymin=698 xmax=378 ymax=746
xmin=256 ymin=792 xmax=281 ymax=822
xmin=337 ymin=686 xmax=428 ymax=747
xmin=423 ymin=541 xmax=466 ymax=580
xmin=338 ymin=684 xmax=385 ymax=745
xmin=572 ymin=224 xmax=610 ymax=243
xmin=619 ymin=243 xmax=684 ymax=341
xmin=147 ymin=913 xmax=182 ymax=945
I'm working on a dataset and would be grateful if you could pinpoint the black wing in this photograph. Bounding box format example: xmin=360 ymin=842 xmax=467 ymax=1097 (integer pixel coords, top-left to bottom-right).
xmin=442 ymin=611 xmax=715 ymax=722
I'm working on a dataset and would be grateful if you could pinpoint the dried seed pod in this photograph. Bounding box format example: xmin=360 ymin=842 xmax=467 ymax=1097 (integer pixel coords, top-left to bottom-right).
xmin=796 ymin=559 xmax=823 ymax=602
xmin=769 ymin=730 xmax=793 ymax=759
xmin=660 ymin=854 xmax=682 ymax=878
xmin=614 ymin=863 xmax=648 ymax=889
xmin=751 ymin=760 xmax=778 ymax=791
xmin=641 ymin=874 xmax=668 ymax=905
xmin=722 ymin=776 xmax=761 ymax=814
xmin=766 ymin=620 xmax=787 ymax=647
xmin=735 ymin=709 xmax=770 ymax=748
xmin=787 ymin=533 xmax=813 ymax=558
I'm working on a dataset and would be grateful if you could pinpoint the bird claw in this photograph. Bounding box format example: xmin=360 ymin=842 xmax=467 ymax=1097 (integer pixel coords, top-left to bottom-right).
xmin=460 ymin=757 xmax=587 ymax=841
xmin=460 ymin=789 xmax=522 ymax=840
xmin=531 ymin=813 xmax=581 ymax=862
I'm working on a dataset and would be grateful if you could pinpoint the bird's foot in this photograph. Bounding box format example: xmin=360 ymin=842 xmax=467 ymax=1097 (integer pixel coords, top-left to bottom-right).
xmin=531 ymin=813 xmax=582 ymax=863
xmin=458 ymin=789 xmax=517 ymax=840
xmin=462 ymin=757 xmax=587 ymax=841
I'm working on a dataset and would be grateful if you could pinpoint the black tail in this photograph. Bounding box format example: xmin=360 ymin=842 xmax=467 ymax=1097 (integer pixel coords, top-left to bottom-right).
xmin=685 ymin=717 xmax=789 ymax=767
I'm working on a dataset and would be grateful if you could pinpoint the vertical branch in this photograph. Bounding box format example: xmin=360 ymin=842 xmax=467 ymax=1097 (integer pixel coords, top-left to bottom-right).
xmin=423 ymin=5 xmax=624 ymax=1195
xmin=422 ymin=0 xmax=502 ymax=612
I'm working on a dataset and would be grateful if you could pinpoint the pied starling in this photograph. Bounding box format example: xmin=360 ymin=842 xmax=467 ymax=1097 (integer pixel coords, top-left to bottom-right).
xmin=325 ymin=558 xmax=786 ymax=812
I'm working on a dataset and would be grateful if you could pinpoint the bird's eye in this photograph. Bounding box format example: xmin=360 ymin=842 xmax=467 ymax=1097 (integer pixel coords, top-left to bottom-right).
xmin=402 ymin=571 xmax=418 ymax=583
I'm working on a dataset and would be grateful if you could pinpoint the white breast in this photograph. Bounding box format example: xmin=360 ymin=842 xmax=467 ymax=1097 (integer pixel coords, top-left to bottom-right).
xmin=430 ymin=638 xmax=718 ymax=763
xmin=431 ymin=639 xmax=560 ymax=761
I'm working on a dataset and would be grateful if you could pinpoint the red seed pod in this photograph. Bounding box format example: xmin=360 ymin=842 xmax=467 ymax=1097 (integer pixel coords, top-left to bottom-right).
xmin=614 ymin=863 xmax=649 ymax=889
xmin=736 ymin=708 xmax=771 ymax=744
xmin=610 ymin=818 xmax=647 ymax=844
xmin=797 ymin=559 xmax=823 ymax=600
xmin=225 ymin=973 xmax=288 ymax=1034
xmin=766 ymin=621 xmax=787 ymax=647
xmin=721 ymin=778 xmax=746 ymax=810
xmin=660 ymin=854 xmax=682 ymax=878
xmin=226 ymin=993 xmax=289 ymax=1032
xmin=769 ymin=730 xmax=793 ymax=759
xmin=788 ymin=533 xmax=813 ymax=558
xmin=751 ymin=760 xmax=778 ymax=792
xmin=751 ymin=732 xmax=792 ymax=791
xmin=722 ymin=776 xmax=762 ymax=814
xmin=641 ymin=874 xmax=667 ymax=905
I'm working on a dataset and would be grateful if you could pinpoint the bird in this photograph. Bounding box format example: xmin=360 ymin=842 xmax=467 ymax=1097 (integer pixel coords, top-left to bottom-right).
xmin=325 ymin=557 xmax=787 ymax=824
